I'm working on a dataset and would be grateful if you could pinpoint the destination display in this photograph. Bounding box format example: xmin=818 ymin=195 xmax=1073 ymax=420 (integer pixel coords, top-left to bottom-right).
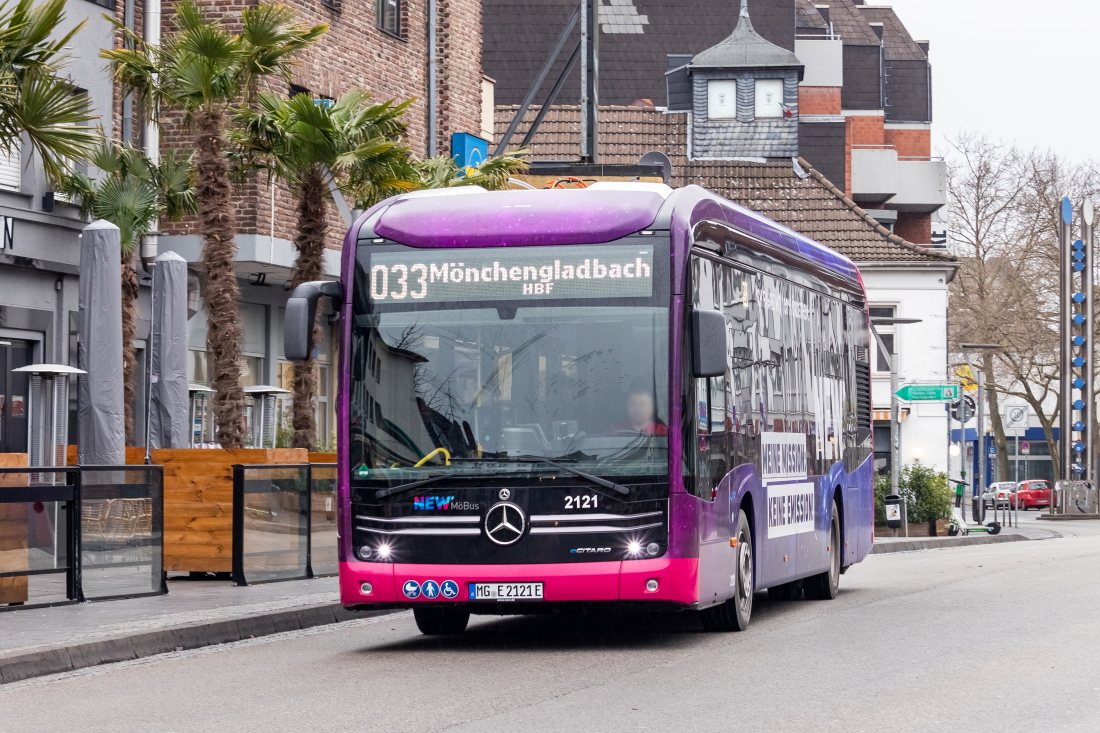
xmin=367 ymin=244 xmax=654 ymax=303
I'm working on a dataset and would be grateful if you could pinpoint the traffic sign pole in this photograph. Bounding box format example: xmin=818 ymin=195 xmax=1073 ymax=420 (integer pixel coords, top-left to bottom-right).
xmin=1083 ymin=202 xmax=1094 ymax=486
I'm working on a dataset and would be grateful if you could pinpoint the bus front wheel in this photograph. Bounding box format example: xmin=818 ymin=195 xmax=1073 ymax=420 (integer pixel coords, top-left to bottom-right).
xmin=413 ymin=607 xmax=470 ymax=635
xmin=700 ymin=509 xmax=753 ymax=632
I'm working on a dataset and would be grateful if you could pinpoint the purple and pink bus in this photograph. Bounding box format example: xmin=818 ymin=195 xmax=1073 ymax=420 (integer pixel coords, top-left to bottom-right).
xmin=284 ymin=182 xmax=874 ymax=634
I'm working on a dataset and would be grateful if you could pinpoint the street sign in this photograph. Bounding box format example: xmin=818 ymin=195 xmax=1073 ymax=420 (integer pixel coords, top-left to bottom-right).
xmin=895 ymin=384 xmax=959 ymax=402
xmin=951 ymin=395 xmax=976 ymax=423
xmin=1005 ymin=405 xmax=1028 ymax=429
xmin=955 ymin=366 xmax=978 ymax=392
xmin=988 ymin=443 xmax=996 ymax=456
xmin=1021 ymin=441 xmax=1030 ymax=455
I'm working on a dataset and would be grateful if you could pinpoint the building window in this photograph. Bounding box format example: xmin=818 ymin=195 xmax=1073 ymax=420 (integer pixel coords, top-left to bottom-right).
xmin=754 ymin=79 xmax=784 ymax=118
xmin=0 ymin=216 xmax=11 ymax=249
xmin=0 ymin=146 xmax=20 ymax=192
xmin=875 ymin=333 xmax=895 ymax=373
xmin=377 ymin=0 xmax=400 ymax=36
xmin=707 ymin=80 xmax=737 ymax=119
xmin=869 ymin=306 xmax=896 ymax=373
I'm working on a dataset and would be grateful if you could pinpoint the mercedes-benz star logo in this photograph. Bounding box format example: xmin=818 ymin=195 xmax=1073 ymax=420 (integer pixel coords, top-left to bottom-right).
xmin=498 ymin=488 xmax=511 ymax=500
xmin=484 ymin=502 xmax=525 ymax=546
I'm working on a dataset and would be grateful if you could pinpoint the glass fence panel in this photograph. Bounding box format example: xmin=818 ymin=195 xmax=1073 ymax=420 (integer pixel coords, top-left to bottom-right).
xmin=240 ymin=466 xmax=309 ymax=583
xmin=0 ymin=469 xmax=72 ymax=608
xmin=310 ymin=464 xmax=338 ymax=576
xmin=80 ymin=467 xmax=164 ymax=600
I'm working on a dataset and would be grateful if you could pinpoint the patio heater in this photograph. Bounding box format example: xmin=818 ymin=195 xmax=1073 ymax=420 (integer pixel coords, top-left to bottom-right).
xmin=15 ymin=364 xmax=85 ymax=482
xmin=243 ymin=386 xmax=290 ymax=449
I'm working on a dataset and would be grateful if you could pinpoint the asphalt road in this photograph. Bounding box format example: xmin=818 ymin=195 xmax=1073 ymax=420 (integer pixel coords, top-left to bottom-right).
xmin=3 ymin=521 xmax=1099 ymax=733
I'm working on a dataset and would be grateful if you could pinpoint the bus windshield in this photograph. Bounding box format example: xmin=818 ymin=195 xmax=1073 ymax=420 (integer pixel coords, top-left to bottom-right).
xmin=350 ymin=239 xmax=670 ymax=484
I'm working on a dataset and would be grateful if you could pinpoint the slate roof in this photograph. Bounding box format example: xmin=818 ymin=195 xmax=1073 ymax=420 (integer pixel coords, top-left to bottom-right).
xmin=795 ymin=0 xmax=828 ymax=30
xmin=823 ymin=0 xmax=880 ymax=45
xmin=494 ymin=105 xmax=955 ymax=265
xmin=856 ymin=5 xmax=927 ymax=61
xmin=690 ymin=3 xmax=804 ymax=70
xmin=483 ymin=0 xmax=798 ymax=107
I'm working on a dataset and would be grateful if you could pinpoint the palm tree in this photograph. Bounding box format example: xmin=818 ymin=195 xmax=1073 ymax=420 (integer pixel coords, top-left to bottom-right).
xmin=0 ymin=0 xmax=98 ymax=184
xmin=58 ymin=142 xmax=196 ymax=443
xmin=413 ymin=151 xmax=529 ymax=196
xmin=232 ymin=90 xmax=418 ymax=448
xmin=102 ymin=1 xmax=326 ymax=448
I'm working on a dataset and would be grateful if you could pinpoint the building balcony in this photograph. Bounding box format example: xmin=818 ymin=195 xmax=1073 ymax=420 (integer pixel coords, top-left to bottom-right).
xmin=851 ymin=147 xmax=898 ymax=205
xmin=851 ymin=147 xmax=946 ymax=213
xmin=891 ymin=158 xmax=946 ymax=213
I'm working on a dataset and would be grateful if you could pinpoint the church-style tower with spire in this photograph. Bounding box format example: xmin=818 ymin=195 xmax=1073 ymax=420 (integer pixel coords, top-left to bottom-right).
xmin=679 ymin=0 xmax=804 ymax=160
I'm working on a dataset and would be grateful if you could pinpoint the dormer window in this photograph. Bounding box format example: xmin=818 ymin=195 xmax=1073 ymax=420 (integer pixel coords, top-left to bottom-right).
xmin=707 ymin=80 xmax=737 ymax=119
xmin=754 ymin=79 xmax=784 ymax=118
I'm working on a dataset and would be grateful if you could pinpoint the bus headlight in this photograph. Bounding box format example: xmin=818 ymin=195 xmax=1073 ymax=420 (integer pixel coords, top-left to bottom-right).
xmin=646 ymin=542 xmax=660 ymax=556
xmin=645 ymin=579 xmax=659 ymax=593
xmin=627 ymin=541 xmax=642 ymax=556
xmin=358 ymin=545 xmax=372 ymax=560
xmin=376 ymin=543 xmax=392 ymax=560
xmin=360 ymin=582 xmax=373 ymax=595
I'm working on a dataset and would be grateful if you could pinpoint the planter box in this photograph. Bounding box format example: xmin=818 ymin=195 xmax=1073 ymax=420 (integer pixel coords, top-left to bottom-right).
xmin=155 ymin=448 xmax=308 ymax=573
xmin=308 ymin=452 xmax=336 ymax=464
xmin=0 ymin=453 xmax=28 ymax=604
xmin=874 ymin=519 xmax=951 ymax=537
xmin=66 ymin=445 xmax=149 ymax=465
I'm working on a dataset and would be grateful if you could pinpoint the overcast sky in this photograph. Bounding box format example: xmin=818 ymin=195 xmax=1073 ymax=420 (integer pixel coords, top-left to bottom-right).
xmin=885 ymin=0 xmax=1099 ymax=162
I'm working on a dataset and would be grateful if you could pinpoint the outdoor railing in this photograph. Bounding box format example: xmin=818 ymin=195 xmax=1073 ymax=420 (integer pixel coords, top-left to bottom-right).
xmin=0 ymin=465 xmax=165 ymax=611
xmin=1052 ymin=480 xmax=1099 ymax=516
xmin=230 ymin=463 xmax=339 ymax=585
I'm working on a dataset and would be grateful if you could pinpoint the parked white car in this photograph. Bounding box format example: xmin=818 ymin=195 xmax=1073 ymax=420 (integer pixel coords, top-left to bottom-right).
xmin=982 ymin=481 xmax=1016 ymax=509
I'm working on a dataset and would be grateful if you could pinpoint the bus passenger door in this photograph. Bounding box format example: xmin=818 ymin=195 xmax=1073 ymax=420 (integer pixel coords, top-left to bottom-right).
xmin=690 ymin=254 xmax=733 ymax=607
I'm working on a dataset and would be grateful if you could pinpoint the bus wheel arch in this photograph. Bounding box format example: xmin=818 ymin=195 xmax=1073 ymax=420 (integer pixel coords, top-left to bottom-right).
xmin=832 ymin=484 xmax=847 ymax=568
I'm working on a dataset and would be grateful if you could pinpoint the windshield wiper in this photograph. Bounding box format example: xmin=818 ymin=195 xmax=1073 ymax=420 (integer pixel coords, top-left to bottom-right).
xmin=504 ymin=455 xmax=631 ymax=496
xmin=373 ymin=473 xmax=496 ymax=500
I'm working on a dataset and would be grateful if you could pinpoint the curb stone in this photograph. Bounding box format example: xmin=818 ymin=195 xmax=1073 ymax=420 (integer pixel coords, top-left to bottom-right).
xmin=870 ymin=532 xmax=1053 ymax=555
xmin=0 ymin=603 xmax=391 ymax=685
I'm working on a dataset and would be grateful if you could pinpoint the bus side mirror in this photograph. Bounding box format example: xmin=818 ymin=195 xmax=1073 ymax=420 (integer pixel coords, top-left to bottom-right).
xmin=285 ymin=281 xmax=342 ymax=362
xmin=692 ymin=309 xmax=727 ymax=378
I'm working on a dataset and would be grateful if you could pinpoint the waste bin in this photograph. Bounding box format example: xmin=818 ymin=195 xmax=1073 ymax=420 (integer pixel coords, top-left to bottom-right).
xmin=884 ymin=494 xmax=903 ymax=530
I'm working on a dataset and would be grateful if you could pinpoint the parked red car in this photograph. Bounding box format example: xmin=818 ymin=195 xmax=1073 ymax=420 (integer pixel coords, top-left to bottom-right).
xmin=1013 ymin=480 xmax=1051 ymax=510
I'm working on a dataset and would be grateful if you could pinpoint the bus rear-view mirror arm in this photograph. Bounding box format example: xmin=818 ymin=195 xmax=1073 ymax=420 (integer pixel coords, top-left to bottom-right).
xmin=285 ymin=280 xmax=343 ymax=362
xmin=692 ymin=309 xmax=727 ymax=378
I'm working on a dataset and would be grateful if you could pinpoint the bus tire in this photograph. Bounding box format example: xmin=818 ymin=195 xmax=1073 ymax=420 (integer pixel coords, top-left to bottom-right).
xmin=413 ymin=607 xmax=470 ymax=635
xmin=700 ymin=509 xmax=753 ymax=632
xmin=804 ymin=500 xmax=841 ymax=600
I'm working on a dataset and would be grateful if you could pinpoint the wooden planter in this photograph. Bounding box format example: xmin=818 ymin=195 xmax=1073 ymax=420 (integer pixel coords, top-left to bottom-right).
xmin=66 ymin=445 xmax=150 ymax=465
xmin=0 ymin=453 xmax=28 ymax=604
xmin=155 ymin=448 xmax=308 ymax=573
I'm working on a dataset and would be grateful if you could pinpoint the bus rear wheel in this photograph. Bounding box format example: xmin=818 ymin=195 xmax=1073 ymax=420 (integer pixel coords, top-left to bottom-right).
xmin=803 ymin=500 xmax=841 ymax=600
xmin=700 ymin=509 xmax=753 ymax=632
xmin=413 ymin=607 xmax=470 ymax=635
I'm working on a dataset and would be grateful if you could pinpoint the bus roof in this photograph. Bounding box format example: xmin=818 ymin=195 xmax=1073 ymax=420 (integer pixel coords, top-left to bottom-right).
xmin=366 ymin=183 xmax=860 ymax=285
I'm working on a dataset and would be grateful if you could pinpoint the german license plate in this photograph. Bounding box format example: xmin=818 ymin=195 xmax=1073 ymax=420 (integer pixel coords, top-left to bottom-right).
xmin=469 ymin=582 xmax=544 ymax=601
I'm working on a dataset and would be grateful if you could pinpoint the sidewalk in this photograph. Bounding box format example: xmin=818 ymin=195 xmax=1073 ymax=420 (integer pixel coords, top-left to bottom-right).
xmin=870 ymin=524 xmax=1060 ymax=554
xmin=0 ymin=576 xmax=378 ymax=684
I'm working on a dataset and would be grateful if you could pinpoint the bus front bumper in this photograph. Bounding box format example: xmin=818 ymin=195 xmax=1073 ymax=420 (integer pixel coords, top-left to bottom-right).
xmin=340 ymin=558 xmax=699 ymax=607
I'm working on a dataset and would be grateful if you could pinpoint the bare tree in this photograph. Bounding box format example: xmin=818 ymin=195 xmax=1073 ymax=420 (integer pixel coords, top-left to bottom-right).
xmin=947 ymin=132 xmax=1100 ymax=480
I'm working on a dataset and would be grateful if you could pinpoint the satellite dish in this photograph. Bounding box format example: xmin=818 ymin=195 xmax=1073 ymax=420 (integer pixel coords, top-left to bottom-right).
xmin=639 ymin=151 xmax=672 ymax=183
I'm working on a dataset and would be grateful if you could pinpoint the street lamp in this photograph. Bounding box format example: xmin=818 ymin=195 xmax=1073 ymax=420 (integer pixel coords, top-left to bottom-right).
xmin=959 ymin=342 xmax=1003 ymax=523
xmin=871 ymin=317 xmax=922 ymax=531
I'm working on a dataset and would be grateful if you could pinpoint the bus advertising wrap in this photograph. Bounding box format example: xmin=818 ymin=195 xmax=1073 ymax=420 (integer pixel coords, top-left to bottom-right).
xmin=368 ymin=244 xmax=654 ymax=303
